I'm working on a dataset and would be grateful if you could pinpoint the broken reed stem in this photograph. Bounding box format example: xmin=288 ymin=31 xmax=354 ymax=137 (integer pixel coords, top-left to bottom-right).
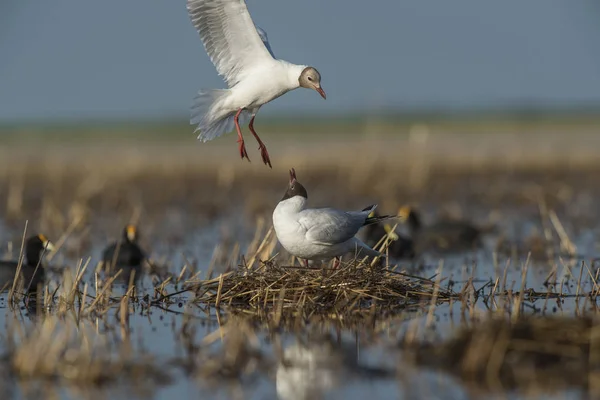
xmin=84 ymin=270 xmax=122 ymax=315
xmin=215 ymin=273 xmax=225 ymax=308
xmin=513 ymin=254 xmax=530 ymax=321
xmin=46 ymin=216 xmax=82 ymax=263
xmin=176 ymin=265 xmax=188 ymax=284
xmin=9 ymin=221 xmax=28 ymax=304
xmin=246 ymin=226 xmax=275 ymax=270
xmin=120 ymin=281 xmax=136 ymax=327
xmin=549 ymin=209 xmax=577 ymax=256
xmin=576 ymin=260 xmax=585 ymax=298
xmin=425 ymin=261 xmax=444 ymax=329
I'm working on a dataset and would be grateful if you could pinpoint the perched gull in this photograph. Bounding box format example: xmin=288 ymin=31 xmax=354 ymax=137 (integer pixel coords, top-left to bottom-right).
xmin=272 ymin=169 xmax=392 ymax=267
xmin=187 ymin=0 xmax=326 ymax=168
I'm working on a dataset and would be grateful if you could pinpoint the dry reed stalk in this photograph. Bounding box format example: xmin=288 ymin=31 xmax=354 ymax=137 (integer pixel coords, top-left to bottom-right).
xmin=537 ymin=196 xmax=556 ymax=260
xmin=119 ymin=283 xmax=136 ymax=327
xmin=585 ymin=263 xmax=600 ymax=297
xmin=176 ymin=264 xmax=188 ymax=284
xmin=576 ymin=260 xmax=585 ymax=298
xmin=425 ymin=261 xmax=443 ymax=329
xmin=9 ymin=222 xmax=28 ymax=303
xmin=78 ymin=282 xmax=89 ymax=323
xmin=46 ymin=216 xmax=83 ymax=262
xmin=84 ymin=270 xmax=122 ymax=315
xmin=215 ymin=274 xmax=225 ymax=308
xmin=246 ymin=226 xmax=275 ymax=269
xmin=548 ymin=210 xmax=577 ymax=256
xmin=512 ymin=255 xmax=530 ymax=321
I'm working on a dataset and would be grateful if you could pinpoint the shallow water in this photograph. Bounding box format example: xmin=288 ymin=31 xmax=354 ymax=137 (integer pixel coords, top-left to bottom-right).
xmin=0 ymin=183 xmax=597 ymax=400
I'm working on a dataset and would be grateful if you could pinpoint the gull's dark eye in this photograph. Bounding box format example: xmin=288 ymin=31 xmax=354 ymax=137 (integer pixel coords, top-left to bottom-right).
xmin=290 ymin=185 xmax=295 ymax=190
xmin=307 ymin=76 xmax=312 ymax=81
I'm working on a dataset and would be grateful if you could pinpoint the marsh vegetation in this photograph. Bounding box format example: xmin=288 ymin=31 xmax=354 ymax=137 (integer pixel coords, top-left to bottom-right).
xmin=0 ymin=123 xmax=599 ymax=399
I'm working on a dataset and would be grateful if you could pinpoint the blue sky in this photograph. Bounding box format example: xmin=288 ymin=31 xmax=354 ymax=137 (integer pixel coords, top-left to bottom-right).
xmin=1 ymin=0 xmax=599 ymax=122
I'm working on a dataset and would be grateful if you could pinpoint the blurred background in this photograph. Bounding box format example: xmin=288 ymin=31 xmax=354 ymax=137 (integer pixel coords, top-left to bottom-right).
xmin=2 ymin=0 xmax=600 ymax=121
xmin=0 ymin=0 xmax=599 ymax=251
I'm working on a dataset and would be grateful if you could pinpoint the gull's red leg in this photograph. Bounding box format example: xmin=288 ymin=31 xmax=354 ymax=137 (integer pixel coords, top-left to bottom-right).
xmin=303 ymin=259 xmax=309 ymax=268
xmin=333 ymin=257 xmax=341 ymax=269
xmin=234 ymin=108 xmax=250 ymax=161
xmin=248 ymin=116 xmax=272 ymax=168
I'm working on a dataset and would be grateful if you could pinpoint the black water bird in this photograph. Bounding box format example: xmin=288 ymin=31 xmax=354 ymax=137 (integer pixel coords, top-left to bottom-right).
xmin=0 ymin=234 xmax=55 ymax=293
xmin=100 ymin=225 xmax=145 ymax=282
xmin=398 ymin=205 xmax=482 ymax=253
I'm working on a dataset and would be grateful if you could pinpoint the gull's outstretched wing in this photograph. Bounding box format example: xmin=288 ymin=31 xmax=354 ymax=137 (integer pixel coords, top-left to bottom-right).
xmin=187 ymin=0 xmax=275 ymax=87
xmin=256 ymin=26 xmax=275 ymax=58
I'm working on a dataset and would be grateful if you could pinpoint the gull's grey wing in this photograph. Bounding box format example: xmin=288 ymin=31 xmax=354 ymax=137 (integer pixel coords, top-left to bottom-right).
xmin=256 ymin=26 xmax=275 ymax=58
xmin=298 ymin=208 xmax=369 ymax=246
xmin=187 ymin=0 xmax=275 ymax=87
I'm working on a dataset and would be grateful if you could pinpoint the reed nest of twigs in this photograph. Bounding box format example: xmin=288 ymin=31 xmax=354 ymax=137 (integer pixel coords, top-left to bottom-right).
xmin=193 ymin=259 xmax=455 ymax=318
xmin=402 ymin=315 xmax=600 ymax=393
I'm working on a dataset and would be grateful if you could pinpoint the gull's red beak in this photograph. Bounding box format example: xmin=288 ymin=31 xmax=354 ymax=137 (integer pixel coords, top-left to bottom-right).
xmin=316 ymin=87 xmax=326 ymax=100
xmin=289 ymin=168 xmax=297 ymax=184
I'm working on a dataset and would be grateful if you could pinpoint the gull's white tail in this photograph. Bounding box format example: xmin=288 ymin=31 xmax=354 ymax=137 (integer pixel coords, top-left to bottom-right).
xmin=191 ymin=89 xmax=249 ymax=142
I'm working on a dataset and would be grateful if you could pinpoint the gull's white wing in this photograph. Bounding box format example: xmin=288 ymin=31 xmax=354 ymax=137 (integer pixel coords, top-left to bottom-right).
xmin=187 ymin=0 xmax=275 ymax=87
xmin=256 ymin=26 xmax=275 ymax=58
xmin=298 ymin=208 xmax=368 ymax=246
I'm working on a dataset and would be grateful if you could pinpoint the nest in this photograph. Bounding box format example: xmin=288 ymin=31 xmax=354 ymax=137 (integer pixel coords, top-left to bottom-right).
xmin=192 ymin=260 xmax=454 ymax=321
